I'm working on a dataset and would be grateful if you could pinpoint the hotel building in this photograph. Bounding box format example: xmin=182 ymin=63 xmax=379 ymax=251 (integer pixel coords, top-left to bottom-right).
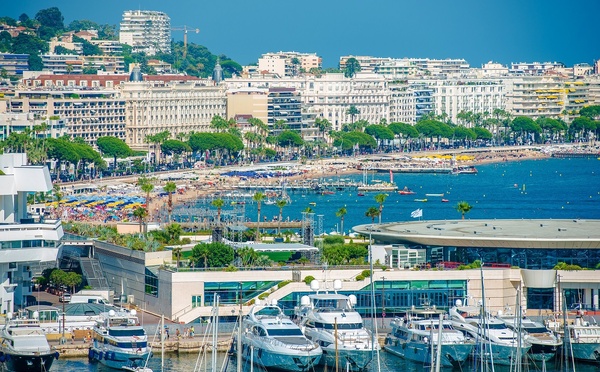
xmin=0 ymin=53 xmax=29 ymax=76
xmin=0 ymin=153 xmax=63 ymax=314
xmin=258 ymin=52 xmax=322 ymax=77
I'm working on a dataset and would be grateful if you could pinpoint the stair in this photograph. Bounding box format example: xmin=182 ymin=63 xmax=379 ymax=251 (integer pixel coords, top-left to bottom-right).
xmin=79 ymin=257 xmax=109 ymax=289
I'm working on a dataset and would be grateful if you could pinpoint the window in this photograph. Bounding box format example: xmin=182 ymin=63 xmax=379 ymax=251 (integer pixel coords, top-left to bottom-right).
xmin=527 ymin=288 xmax=554 ymax=310
xmin=192 ymin=295 xmax=202 ymax=308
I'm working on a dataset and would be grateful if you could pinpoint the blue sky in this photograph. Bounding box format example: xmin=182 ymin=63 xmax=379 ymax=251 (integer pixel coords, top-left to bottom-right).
xmin=5 ymin=0 xmax=599 ymax=68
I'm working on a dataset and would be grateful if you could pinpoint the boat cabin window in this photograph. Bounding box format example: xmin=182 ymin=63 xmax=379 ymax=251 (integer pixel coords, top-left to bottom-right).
xmin=524 ymin=326 xmax=548 ymax=334
xmin=266 ymin=328 xmax=304 ymax=336
xmin=108 ymin=329 xmax=145 ymax=337
xmin=253 ymin=326 xmax=267 ymax=337
xmin=12 ymin=337 xmax=48 ymax=349
xmin=255 ymin=307 xmax=282 ymax=317
xmin=313 ymin=299 xmax=353 ymax=312
xmin=483 ymin=323 xmax=507 ymax=330
xmin=314 ymin=322 xmax=362 ymax=330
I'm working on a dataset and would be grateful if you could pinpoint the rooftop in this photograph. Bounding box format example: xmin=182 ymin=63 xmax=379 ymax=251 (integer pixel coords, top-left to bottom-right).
xmin=353 ymin=219 xmax=600 ymax=249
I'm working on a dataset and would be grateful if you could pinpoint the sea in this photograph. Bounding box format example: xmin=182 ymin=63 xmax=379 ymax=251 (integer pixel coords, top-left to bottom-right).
xmin=179 ymin=157 xmax=600 ymax=233
xmin=54 ymin=157 xmax=600 ymax=371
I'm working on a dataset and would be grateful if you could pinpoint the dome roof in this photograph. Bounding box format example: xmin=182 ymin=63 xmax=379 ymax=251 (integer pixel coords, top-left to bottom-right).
xmin=129 ymin=66 xmax=143 ymax=82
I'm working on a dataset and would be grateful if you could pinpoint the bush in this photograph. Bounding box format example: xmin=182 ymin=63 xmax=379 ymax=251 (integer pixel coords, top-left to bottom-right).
xmin=303 ymin=275 xmax=316 ymax=285
xmin=323 ymin=235 xmax=345 ymax=245
xmin=361 ymin=269 xmax=371 ymax=278
xmin=258 ymin=292 xmax=269 ymax=300
xmin=356 ymin=275 xmax=365 ymax=281
xmin=278 ymin=280 xmax=292 ymax=289
xmin=224 ymin=265 xmax=238 ymax=272
xmin=554 ymin=262 xmax=583 ymax=271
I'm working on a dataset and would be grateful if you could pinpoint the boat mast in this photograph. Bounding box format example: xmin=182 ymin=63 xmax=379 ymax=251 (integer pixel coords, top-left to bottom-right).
xmin=335 ymin=317 xmax=339 ymax=372
xmin=161 ymin=314 xmax=165 ymax=372
xmin=515 ymin=287 xmax=522 ymax=372
xmin=212 ymin=293 xmax=219 ymax=372
xmin=369 ymin=225 xmax=381 ymax=372
xmin=435 ymin=314 xmax=443 ymax=372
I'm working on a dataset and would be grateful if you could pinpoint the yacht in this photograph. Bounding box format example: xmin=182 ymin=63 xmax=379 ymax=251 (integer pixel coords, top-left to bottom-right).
xmin=240 ymin=301 xmax=322 ymax=372
xmin=497 ymin=310 xmax=562 ymax=362
xmin=88 ymin=309 xmax=152 ymax=371
xmin=384 ymin=308 xmax=475 ymax=367
xmin=564 ymin=311 xmax=600 ymax=363
xmin=295 ymin=280 xmax=380 ymax=371
xmin=0 ymin=312 xmax=59 ymax=372
xmin=450 ymin=300 xmax=531 ymax=365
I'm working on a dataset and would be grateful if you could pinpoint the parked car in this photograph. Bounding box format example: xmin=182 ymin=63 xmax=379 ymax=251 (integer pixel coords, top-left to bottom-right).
xmin=59 ymin=293 xmax=71 ymax=303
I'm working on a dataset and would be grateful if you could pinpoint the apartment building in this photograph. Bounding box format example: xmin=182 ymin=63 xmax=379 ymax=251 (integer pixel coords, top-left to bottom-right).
xmin=258 ymin=52 xmax=322 ymax=77
xmin=0 ymin=53 xmax=29 ymax=76
xmin=0 ymin=112 xmax=67 ymax=140
xmin=227 ymin=88 xmax=269 ymax=124
xmin=388 ymin=82 xmax=436 ymax=124
xmin=121 ymin=77 xmax=226 ymax=150
xmin=119 ymin=10 xmax=171 ymax=55
xmin=423 ymin=78 xmax=506 ymax=125
xmin=268 ymin=88 xmax=302 ymax=131
xmin=409 ymin=58 xmax=470 ymax=76
xmin=5 ymin=89 xmax=126 ymax=145
xmin=42 ymin=54 xmax=83 ymax=74
xmin=509 ymin=62 xmax=565 ymax=76
xmin=0 ymin=153 xmax=63 ymax=314
xmin=339 ymin=55 xmax=392 ymax=73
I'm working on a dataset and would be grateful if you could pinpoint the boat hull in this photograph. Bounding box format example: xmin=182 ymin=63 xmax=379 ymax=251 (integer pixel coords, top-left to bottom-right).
xmin=241 ymin=343 xmax=321 ymax=372
xmin=384 ymin=338 xmax=473 ymax=367
xmin=0 ymin=351 xmax=57 ymax=372
xmin=528 ymin=341 xmax=560 ymax=362
xmin=473 ymin=342 xmax=531 ymax=366
xmin=89 ymin=346 xmax=151 ymax=370
xmin=569 ymin=342 xmax=600 ymax=363
xmin=321 ymin=346 xmax=375 ymax=371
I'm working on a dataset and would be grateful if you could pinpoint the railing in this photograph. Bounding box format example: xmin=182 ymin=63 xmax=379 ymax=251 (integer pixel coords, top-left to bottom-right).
xmin=244 ymin=333 xmax=319 ymax=351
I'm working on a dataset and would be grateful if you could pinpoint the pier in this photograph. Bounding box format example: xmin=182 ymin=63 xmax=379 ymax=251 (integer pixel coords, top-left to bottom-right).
xmin=551 ymin=152 xmax=599 ymax=158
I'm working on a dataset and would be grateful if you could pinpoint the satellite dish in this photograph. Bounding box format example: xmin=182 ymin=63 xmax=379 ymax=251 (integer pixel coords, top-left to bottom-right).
xmin=130 ymin=309 xmax=137 ymax=316
xmin=300 ymin=296 xmax=310 ymax=306
xmin=497 ymin=310 xmax=503 ymax=317
xmin=7 ymin=312 xmax=13 ymax=319
xmin=108 ymin=310 xmax=116 ymax=317
xmin=348 ymin=295 xmax=357 ymax=306
xmin=255 ymin=299 xmax=261 ymax=306
xmin=33 ymin=311 xmax=39 ymax=319
xmin=455 ymin=299 xmax=463 ymax=307
xmin=271 ymin=299 xmax=278 ymax=306
xmin=310 ymin=280 xmax=320 ymax=291
xmin=333 ymin=280 xmax=342 ymax=290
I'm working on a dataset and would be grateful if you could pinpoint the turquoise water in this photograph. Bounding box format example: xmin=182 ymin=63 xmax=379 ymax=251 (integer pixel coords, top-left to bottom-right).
xmin=209 ymin=158 xmax=600 ymax=234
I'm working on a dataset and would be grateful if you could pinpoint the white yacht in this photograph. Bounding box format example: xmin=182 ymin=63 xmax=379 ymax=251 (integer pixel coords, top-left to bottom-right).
xmin=295 ymin=280 xmax=380 ymax=371
xmin=88 ymin=309 xmax=152 ymax=371
xmin=564 ymin=311 xmax=600 ymax=363
xmin=384 ymin=308 xmax=474 ymax=367
xmin=240 ymin=301 xmax=322 ymax=371
xmin=497 ymin=310 xmax=562 ymax=362
xmin=450 ymin=300 xmax=531 ymax=365
xmin=0 ymin=312 xmax=59 ymax=372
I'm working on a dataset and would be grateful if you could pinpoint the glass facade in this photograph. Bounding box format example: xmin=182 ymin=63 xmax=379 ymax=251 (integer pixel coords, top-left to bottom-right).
xmin=526 ymin=288 xmax=554 ymax=310
xmin=277 ymin=280 xmax=467 ymax=317
xmin=204 ymin=281 xmax=280 ymax=306
xmin=144 ymin=268 xmax=158 ymax=297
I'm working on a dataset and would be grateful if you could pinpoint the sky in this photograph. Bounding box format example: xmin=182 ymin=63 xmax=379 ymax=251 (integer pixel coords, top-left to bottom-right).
xmin=4 ymin=0 xmax=600 ymax=68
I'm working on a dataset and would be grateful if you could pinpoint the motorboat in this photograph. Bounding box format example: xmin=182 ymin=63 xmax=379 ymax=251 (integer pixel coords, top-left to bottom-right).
xmin=240 ymin=301 xmax=322 ymax=372
xmin=452 ymin=166 xmax=478 ymax=175
xmin=563 ymin=310 xmax=600 ymax=363
xmin=0 ymin=312 xmax=59 ymax=372
xmin=450 ymin=300 xmax=531 ymax=365
xmin=399 ymin=187 xmax=416 ymax=195
xmin=88 ymin=309 xmax=152 ymax=371
xmin=295 ymin=280 xmax=380 ymax=371
xmin=497 ymin=309 xmax=562 ymax=362
xmin=384 ymin=308 xmax=474 ymax=367
xmin=441 ymin=199 xmax=450 ymax=203
xmin=357 ymin=183 xmax=398 ymax=192
xmin=414 ymin=198 xmax=428 ymax=202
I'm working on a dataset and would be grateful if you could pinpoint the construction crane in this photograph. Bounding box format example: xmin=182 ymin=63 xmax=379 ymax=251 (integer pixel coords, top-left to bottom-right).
xmin=171 ymin=25 xmax=199 ymax=58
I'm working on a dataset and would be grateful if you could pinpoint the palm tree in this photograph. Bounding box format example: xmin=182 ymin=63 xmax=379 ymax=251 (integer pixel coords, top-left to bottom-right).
xmin=456 ymin=201 xmax=473 ymax=220
xmin=164 ymin=181 xmax=177 ymax=222
xmin=275 ymin=199 xmax=288 ymax=235
xmin=253 ymin=192 xmax=266 ymax=242
xmin=211 ymin=198 xmax=225 ymax=226
xmin=303 ymin=206 xmax=314 ymax=214
xmin=133 ymin=206 xmax=148 ymax=234
xmin=172 ymin=247 xmax=182 ymax=268
xmin=374 ymin=193 xmax=388 ymax=224
xmin=365 ymin=206 xmax=380 ymax=224
xmin=336 ymin=207 xmax=347 ymax=235
xmin=138 ymin=176 xmax=154 ymax=215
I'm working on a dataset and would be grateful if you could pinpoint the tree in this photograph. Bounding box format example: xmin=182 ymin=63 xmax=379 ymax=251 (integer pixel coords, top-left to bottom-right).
xmin=191 ymin=242 xmax=234 ymax=268
xmin=164 ymin=181 xmax=177 ymax=222
xmin=511 ymin=116 xmax=541 ymax=144
xmin=336 ymin=207 xmax=347 ymax=235
xmin=456 ymin=201 xmax=473 ymax=220
xmin=346 ymin=105 xmax=360 ymax=124
xmin=211 ymin=198 xmax=225 ymax=226
xmin=35 ymin=7 xmax=64 ymax=40
xmin=137 ymin=176 xmax=154 ymax=215
xmin=133 ymin=206 xmax=148 ymax=234
xmin=237 ymin=247 xmax=259 ymax=267
xmin=374 ymin=193 xmax=388 ymax=224
xmin=365 ymin=206 xmax=380 ymax=224
xmin=275 ymin=199 xmax=288 ymax=235
xmin=343 ymin=57 xmax=361 ymax=78
xmin=96 ymin=136 xmax=132 ymax=176
xmin=253 ymin=192 xmax=266 ymax=242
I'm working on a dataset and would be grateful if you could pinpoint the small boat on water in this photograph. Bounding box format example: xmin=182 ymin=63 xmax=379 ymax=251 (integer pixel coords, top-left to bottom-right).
xmin=88 ymin=309 xmax=152 ymax=371
xmin=414 ymin=199 xmax=428 ymax=202
xmin=357 ymin=193 xmax=365 ymax=197
xmin=384 ymin=308 xmax=474 ymax=368
xmin=309 ymin=202 xmax=317 ymax=206
xmin=441 ymin=199 xmax=449 ymax=203
xmin=399 ymin=186 xmax=416 ymax=195
xmin=0 ymin=313 xmax=59 ymax=372
xmin=239 ymin=301 xmax=322 ymax=372
xmin=562 ymin=310 xmax=600 ymax=363
xmin=321 ymin=190 xmax=335 ymax=195
xmin=425 ymin=193 xmax=444 ymax=197
xmin=357 ymin=182 xmax=398 ymax=192
xmin=452 ymin=165 xmax=478 ymax=175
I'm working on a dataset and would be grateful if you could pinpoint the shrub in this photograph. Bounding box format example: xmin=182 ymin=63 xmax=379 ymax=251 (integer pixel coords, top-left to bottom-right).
xmin=224 ymin=265 xmax=238 ymax=272
xmin=303 ymin=275 xmax=316 ymax=285
xmin=361 ymin=269 xmax=371 ymax=278
xmin=554 ymin=262 xmax=583 ymax=271
xmin=258 ymin=292 xmax=269 ymax=300
xmin=356 ymin=275 xmax=365 ymax=281
xmin=323 ymin=235 xmax=345 ymax=245
xmin=278 ymin=280 xmax=292 ymax=289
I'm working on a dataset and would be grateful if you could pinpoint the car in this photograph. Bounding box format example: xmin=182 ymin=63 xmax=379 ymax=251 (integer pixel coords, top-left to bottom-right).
xmin=59 ymin=293 xmax=71 ymax=303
